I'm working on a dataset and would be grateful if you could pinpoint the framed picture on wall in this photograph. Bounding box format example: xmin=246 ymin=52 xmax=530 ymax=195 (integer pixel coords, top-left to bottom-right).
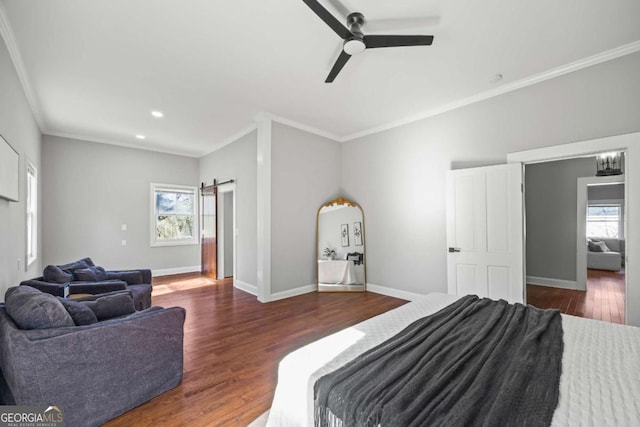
xmin=353 ymin=221 xmax=362 ymax=246
xmin=341 ymin=224 xmax=349 ymax=247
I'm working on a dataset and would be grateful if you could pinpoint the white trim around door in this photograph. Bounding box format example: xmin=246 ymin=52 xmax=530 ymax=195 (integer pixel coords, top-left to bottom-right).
xmin=508 ymin=131 xmax=640 ymax=326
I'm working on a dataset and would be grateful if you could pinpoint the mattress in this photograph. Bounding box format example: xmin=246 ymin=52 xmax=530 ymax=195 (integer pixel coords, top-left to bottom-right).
xmin=267 ymin=293 xmax=640 ymax=426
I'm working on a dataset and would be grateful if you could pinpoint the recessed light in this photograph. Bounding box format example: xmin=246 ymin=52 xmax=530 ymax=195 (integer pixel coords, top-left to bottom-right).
xmin=151 ymin=110 xmax=164 ymax=118
xmin=136 ymin=134 xmax=146 ymax=140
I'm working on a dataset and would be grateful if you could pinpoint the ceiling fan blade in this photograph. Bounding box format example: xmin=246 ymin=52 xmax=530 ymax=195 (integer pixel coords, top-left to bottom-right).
xmin=364 ymin=35 xmax=434 ymax=49
xmin=366 ymin=16 xmax=440 ymax=33
xmin=325 ymin=51 xmax=351 ymax=83
xmin=302 ymin=0 xmax=353 ymax=40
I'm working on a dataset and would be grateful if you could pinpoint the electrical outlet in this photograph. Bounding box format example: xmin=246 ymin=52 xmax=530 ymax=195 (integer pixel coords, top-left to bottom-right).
xmin=121 ymin=240 xmax=127 ymax=246
xmin=121 ymin=224 xmax=127 ymax=231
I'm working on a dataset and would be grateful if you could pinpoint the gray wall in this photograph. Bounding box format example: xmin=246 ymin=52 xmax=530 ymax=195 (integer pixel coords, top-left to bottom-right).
xmin=0 ymin=34 xmax=42 ymax=298
xmin=42 ymin=135 xmax=200 ymax=272
xmin=525 ymin=157 xmax=595 ymax=281
xmin=199 ymin=130 xmax=257 ymax=288
xmin=270 ymin=122 xmax=341 ymax=294
xmin=342 ymin=51 xmax=640 ymax=295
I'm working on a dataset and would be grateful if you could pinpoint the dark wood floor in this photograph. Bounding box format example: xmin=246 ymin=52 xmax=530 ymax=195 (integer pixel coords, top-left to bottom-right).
xmin=104 ymin=274 xmax=407 ymax=426
xmin=527 ymin=269 xmax=625 ymax=324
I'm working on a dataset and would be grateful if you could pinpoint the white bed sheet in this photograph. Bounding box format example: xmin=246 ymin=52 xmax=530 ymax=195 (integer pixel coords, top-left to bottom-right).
xmin=267 ymin=293 xmax=640 ymax=426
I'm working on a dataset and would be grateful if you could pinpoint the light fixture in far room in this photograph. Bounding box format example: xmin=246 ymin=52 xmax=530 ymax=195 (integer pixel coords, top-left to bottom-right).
xmin=596 ymin=151 xmax=623 ymax=176
xmin=151 ymin=110 xmax=164 ymax=118
xmin=136 ymin=134 xmax=146 ymax=140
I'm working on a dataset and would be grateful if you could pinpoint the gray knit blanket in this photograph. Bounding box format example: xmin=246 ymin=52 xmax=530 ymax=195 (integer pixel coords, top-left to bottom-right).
xmin=314 ymin=295 xmax=563 ymax=427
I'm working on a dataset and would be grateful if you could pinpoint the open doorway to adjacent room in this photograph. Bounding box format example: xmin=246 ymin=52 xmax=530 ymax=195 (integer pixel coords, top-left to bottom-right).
xmin=217 ymin=183 xmax=235 ymax=280
xmin=524 ymin=153 xmax=626 ymax=324
xmin=199 ymin=179 xmax=236 ymax=285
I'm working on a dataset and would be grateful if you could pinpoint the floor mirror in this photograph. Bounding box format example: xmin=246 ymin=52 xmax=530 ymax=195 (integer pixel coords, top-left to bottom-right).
xmin=317 ymin=197 xmax=366 ymax=292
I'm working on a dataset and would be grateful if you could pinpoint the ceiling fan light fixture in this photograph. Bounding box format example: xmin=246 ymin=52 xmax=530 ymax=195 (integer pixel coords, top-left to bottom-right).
xmin=344 ymin=38 xmax=365 ymax=55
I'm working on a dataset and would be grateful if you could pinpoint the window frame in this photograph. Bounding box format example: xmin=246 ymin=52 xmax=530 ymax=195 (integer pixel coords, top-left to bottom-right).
xmin=150 ymin=183 xmax=199 ymax=247
xmin=26 ymin=160 xmax=38 ymax=267
xmin=586 ymin=200 xmax=624 ymax=239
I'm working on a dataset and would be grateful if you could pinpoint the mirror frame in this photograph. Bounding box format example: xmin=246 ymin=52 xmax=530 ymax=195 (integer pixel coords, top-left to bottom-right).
xmin=316 ymin=197 xmax=366 ymax=292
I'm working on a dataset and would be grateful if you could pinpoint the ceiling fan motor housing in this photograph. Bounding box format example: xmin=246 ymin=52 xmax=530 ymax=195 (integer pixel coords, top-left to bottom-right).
xmin=343 ymin=12 xmax=366 ymax=55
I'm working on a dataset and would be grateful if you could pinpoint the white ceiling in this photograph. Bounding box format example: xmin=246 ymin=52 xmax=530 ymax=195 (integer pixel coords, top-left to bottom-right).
xmin=2 ymin=0 xmax=640 ymax=157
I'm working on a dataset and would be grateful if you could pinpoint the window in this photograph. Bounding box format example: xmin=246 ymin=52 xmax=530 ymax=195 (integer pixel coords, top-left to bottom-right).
xmin=26 ymin=161 xmax=38 ymax=266
xmin=586 ymin=204 xmax=622 ymax=238
xmin=150 ymin=183 xmax=198 ymax=246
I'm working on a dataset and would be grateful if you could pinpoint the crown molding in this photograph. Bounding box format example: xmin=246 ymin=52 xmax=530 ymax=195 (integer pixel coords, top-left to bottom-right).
xmin=341 ymin=40 xmax=640 ymax=141
xmin=263 ymin=112 xmax=342 ymax=142
xmin=44 ymin=131 xmax=202 ymax=158
xmin=201 ymin=123 xmax=257 ymax=157
xmin=0 ymin=2 xmax=45 ymax=130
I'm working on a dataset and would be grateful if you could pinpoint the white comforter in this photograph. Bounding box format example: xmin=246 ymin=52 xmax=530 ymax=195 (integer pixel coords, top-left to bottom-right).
xmin=267 ymin=293 xmax=640 ymax=426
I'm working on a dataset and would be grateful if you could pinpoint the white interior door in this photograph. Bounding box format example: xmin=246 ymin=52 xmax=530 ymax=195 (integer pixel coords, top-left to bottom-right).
xmin=446 ymin=163 xmax=524 ymax=303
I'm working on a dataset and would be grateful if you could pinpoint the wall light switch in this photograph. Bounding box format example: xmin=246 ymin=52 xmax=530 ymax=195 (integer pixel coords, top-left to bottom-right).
xmin=121 ymin=240 xmax=127 ymax=246
xmin=121 ymin=224 xmax=127 ymax=231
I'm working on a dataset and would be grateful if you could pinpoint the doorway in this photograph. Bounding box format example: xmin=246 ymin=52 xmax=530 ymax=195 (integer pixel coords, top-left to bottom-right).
xmin=201 ymin=183 xmax=217 ymax=279
xmin=217 ymin=183 xmax=236 ymax=279
xmin=519 ymin=154 xmax=627 ymax=324
xmin=200 ymin=179 xmax=236 ymax=281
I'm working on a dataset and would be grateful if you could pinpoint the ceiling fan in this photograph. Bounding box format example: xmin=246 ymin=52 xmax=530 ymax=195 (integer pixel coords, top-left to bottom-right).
xmin=302 ymin=0 xmax=435 ymax=83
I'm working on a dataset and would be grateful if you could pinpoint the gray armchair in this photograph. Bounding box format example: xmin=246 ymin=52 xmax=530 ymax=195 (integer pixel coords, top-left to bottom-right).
xmin=20 ymin=257 xmax=152 ymax=309
xmin=0 ymin=295 xmax=185 ymax=427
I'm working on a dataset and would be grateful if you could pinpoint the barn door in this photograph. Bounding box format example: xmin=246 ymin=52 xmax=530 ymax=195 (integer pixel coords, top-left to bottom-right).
xmin=446 ymin=163 xmax=524 ymax=304
xmin=201 ymin=183 xmax=217 ymax=279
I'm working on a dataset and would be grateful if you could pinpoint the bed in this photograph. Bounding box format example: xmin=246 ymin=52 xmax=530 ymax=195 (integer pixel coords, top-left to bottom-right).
xmin=267 ymin=293 xmax=640 ymax=426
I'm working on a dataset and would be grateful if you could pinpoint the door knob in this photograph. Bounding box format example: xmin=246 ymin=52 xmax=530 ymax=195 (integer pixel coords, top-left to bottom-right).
xmin=448 ymin=247 xmax=461 ymax=253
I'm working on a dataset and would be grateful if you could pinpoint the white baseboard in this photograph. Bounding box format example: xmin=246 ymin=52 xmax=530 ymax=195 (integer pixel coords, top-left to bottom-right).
xmin=269 ymin=284 xmax=316 ymax=302
xmin=366 ymin=283 xmax=425 ymax=301
xmin=152 ymin=265 xmax=200 ymax=277
xmin=526 ymin=276 xmax=578 ymax=290
xmin=234 ymin=280 xmax=258 ymax=296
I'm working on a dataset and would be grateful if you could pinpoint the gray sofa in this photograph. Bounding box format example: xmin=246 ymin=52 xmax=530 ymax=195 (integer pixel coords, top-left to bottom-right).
xmin=20 ymin=257 xmax=152 ymax=310
xmin=587 ymin=237 xmax=625 ymax=271
xmin=0 ymin=286 xmax=185 ymax=427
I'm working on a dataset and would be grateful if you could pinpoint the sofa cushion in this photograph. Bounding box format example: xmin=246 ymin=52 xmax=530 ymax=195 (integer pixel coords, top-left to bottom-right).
xmin=73 ymin=266 xmax=108 ymax=281
xmin=106 ymin=270 xmax=144 ymax=285
xmin=81 ymin=293 xmax=136 ymax=320
xmin=5 ymin=286 xmax=74 ymax=330
xmin=43 ymin=265 xmax=74 ymax=284
xmin=57 ymin=297 xmax=98 ymax=326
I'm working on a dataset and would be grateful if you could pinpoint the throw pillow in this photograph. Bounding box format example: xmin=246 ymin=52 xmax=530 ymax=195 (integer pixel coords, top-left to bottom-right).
xmin=57 ymin=258 xmax=92 ymax=275
xmin=588 ymin=241 xmax=610 ymax=252
xmin=5 ymin=286 xmax=75 ymax=330
xmin=73 ymin=266 xmax=108 ymax=281
xmin=57 ymin=297 xmax=98 ymax=326
xmin=81 ymin=293 xmax=136 ymax=320
xmin=43 ymin=265 xmax=73 ymax=284
xmin=106 ymin=270 xmax=143 ymax=285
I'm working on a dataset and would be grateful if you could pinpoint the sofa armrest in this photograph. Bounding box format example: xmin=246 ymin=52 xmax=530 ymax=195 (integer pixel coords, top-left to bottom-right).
xmin=107 ymin=269 xmax=152 ymax=285
xmin=19 ymin=280 xmax=68 ymax=297
xmin=0 ymin=306 xmax=185 ymax=426
xmin=68 ymin=280 xmax=127 ymax=295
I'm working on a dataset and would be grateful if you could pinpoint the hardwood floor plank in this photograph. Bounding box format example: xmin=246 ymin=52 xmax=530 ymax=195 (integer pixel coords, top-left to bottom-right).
xmin=103 ymin=274 xmax=407 ymax=426
xmin=527 ymin=269 xmax=625 ymax=325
